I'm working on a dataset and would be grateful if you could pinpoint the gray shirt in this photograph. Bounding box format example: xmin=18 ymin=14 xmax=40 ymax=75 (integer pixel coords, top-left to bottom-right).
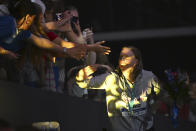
xmin=77 ymin=69 xmax=160 ymax=131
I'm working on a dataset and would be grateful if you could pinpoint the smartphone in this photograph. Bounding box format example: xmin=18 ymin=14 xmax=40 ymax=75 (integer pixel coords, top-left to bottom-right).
xmin=71 ymin=16 xmax=79 ymax=35
xmin=71 ymin=16 xmax=79 ymax=23
xmin=55 ymin=13 xmax=63 ymax=21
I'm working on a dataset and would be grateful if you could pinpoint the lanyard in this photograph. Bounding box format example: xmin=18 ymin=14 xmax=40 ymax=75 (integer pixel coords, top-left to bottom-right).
xmin=120 ymin=75 xmax=135 ymax=114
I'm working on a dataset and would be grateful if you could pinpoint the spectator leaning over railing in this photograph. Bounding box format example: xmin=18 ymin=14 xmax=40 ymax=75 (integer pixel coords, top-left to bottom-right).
xmin=61 ymin=5 xmax=96 ymax=96
xmin=18 ymin=2 xmax=50 ymax=89
xmin=31 ymin=0 xmax=110 ymax=92
xmin=37 ymin=1 xmax=110 ymax=93
xmin=0 ymin=0 xmax=87 ymax=61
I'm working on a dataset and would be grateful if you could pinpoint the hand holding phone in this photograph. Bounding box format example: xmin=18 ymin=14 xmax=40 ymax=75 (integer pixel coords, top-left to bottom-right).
xmin=55 ymin=13 xmax=64 ymax=21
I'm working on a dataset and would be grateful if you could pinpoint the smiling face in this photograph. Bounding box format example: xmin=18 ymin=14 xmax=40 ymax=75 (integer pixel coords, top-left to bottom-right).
xmin=63 ymin=8 xmax=79 ymax=17
xmin=119 ymin=47 xmax=138 ymax=70
xmin=63 ymin=9 xmax=79 ymax=24
xmin=70 ymin=9 xmax=79 ymax=17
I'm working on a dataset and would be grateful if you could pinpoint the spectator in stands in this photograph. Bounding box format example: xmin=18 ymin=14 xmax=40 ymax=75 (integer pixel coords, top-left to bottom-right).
xmin=62 ymin=5 xmax=97 ymax=96
xmin=0 ymin=0 xmax=110 ymax=85
xmin=31 ymin=0 xmax=110 ymax=92
xmin=76 ymin=46 xmax=161 ymax=131
xmin=18 ymin=2 xmax=48 ymax=89
xmin=0 ymin=0 xmax=18 ymax=59
xmin=0 ymin=0 xmax=86 ymax=60
xmin=37 ymin=2 xmax=110 ymax=94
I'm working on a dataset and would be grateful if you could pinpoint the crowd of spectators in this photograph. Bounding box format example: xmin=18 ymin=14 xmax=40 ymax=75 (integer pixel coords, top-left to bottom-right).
xmin=0 ymin=0 xmax=110 ymax=98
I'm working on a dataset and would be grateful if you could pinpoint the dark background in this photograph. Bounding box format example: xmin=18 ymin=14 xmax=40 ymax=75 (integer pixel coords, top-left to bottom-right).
xmin=62 ymin=0 xmax=196 ymax=79
xmin=105 ymin=36 xmax=196 ymax=79
xmin=64 ymin=0 xmax=196 ymax=31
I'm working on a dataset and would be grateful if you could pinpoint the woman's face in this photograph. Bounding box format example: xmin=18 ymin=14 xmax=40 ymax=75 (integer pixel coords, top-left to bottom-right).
xmin=64 ymin=9 xmax=78 ymax=18
xmin=63 ymin=9 xmax=79 ymax=23
xmin=119 ymin=47 xmax=138 ymax=70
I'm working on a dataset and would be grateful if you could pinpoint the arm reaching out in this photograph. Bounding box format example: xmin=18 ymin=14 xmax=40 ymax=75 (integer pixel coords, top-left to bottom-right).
xmin=87 ymin=41 xmax=111 ymax=55
xmin=76 ymin=64 xmax=113 ymax=89
xmin=44 ymin=16 xmax=72 ymax=32
xmin=29 ymin=34 xmax=86 ymax=60
xmin=0 ymin=46 xmax=18 ymax=59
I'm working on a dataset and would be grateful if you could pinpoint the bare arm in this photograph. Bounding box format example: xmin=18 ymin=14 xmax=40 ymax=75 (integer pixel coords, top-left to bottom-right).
xmin=65 ymin=30 xmax=85 ymax=44
xmin=44 ymin=17 xmax=71 ymax=31
xmin=29 ymin=34 xmax=86 ymax=60
xmin=52 ymin=32 xmax=96 ymax=64
xmin=52 ymin=36 xmax=76 ymax=48
xmin=51 ymin=35 xmax=110 ymax=55
xmin=30 ymin=34 xmax=65 ymax=54
xmin=87 ymin=50 xmax=96 ymax=65
xmin=0 ymin=46 xmax=18 ymax=59
xmin=83 ymin=28 xmax=96 ymax=65
xmin=76 ymin=64 xmax=113 ymax=89
xmin=44 ymin=20 xmax=110 ymax=55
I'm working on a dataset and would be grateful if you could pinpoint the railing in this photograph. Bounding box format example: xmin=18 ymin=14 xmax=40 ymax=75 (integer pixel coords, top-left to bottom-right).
xmin=0 ymin=80 xmax=108 ymax=131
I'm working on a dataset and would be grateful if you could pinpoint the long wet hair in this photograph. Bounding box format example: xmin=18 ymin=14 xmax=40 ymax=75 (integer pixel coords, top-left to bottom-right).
xmin=115 ymin=46 xmax=143 ymax=82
